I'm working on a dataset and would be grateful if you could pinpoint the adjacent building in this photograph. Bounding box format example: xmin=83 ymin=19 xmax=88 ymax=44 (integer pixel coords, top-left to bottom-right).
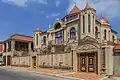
xmin=2 ymin=2 xmax=120 ymax=77
xmin=2 ymin=34 xmax=33 ymax=66
xmin=0 ymin=42 xmax=3 ymax=63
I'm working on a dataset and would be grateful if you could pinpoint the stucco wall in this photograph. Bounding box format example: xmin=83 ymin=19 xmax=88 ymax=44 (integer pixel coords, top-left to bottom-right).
xmin=106 ymin=46 xmax=114 ymax=75
xmin=114 ymin=52 xmax=120 ymax=76
xmin=37 ymin=53 xmax=72 ymax=68
xmin=11 ymin=56 xmax=31 ymax=66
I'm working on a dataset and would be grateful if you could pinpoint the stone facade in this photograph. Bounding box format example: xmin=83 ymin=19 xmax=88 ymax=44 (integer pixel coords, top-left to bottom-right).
xmin=2 ymin=2 xmax=120 ymax=78
xmin=32 ymin=3 xmax=119 ymax=76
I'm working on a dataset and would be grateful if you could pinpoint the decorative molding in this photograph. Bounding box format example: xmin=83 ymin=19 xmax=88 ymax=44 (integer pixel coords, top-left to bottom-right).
xmin=78 ymin=44 xmax=97 ymax=51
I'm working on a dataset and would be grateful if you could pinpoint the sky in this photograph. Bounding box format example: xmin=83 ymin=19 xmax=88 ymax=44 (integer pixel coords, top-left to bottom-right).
xmin=0 ymin=0 xmax=120 ymax=40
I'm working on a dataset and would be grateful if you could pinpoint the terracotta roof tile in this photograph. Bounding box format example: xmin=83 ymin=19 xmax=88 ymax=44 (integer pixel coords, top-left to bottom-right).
xmin=69 ymin=6 xmax=80 ymax=15
xmin=97 ymin=17 xmax=109 ymax=25
xmin=0 ymin=43 xmax=3 ymax=53
xmin=9 ymin=34 xmax=33 ymax=42
xmin=114 ymin=44 xmax=120 ymax=50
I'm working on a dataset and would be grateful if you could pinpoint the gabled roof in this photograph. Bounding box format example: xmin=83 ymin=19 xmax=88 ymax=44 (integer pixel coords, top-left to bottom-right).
xmin=8 ymin=34 xmax=33 ymax=42
xmin=84 ymin=2 xmax=91 ymax=9
xmin=69 ymin=6 xmax=81 ymax=15
xmin=97 ymin=17 xmax=109 ymax=25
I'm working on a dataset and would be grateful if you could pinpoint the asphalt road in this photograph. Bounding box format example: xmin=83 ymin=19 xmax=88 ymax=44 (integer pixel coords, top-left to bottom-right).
xmin=0 ymin=67 xmax=75 ymax=80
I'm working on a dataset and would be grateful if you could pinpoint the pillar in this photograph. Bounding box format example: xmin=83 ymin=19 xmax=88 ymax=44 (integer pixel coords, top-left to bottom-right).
xmin=5 ymin=42 xmax=9 ymax=66
xmin=11 ymin=40 xmax=15 ymax=51
xmin=36 ymin=54 xmax=38 ymax=68
xmin=28 ymin=42 xmax=32 ymax=52
xmin=98 ymin=48 xmax=102 ymax=75
xmin=6 ymin=42 xmax=8 ymax=52
xmin=6 ymin=55 xmax=7 ymax=66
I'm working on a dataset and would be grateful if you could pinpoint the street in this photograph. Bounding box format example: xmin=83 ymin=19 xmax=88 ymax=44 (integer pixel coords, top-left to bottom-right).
xmin=0 ymin=67 xmax=75 ymax=80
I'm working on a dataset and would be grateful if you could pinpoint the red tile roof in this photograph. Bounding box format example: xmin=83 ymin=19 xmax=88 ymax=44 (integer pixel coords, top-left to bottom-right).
xmin=114 ymin=44 xmax=120 ymax=50
xmin=107 ymin=41 xmax=120 ymax=50
xmin=97 ymin=17 xmax=109 ymax=24
xmin=8 ymin=34 xmax=33 ymax=42
xmin=69 ymin=6 xmax=81 ymax=15
xmin=0 ymin=43 xmax=3 ymax=53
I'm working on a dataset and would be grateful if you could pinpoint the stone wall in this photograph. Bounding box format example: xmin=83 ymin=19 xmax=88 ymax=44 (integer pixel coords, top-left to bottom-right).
xmin=37 ymin=53 xmax=72 ymax=69
xmin=11 ymin=56 xmax=31 ymax=67
xmin=11 ymin=53 xmax=72 ymax=69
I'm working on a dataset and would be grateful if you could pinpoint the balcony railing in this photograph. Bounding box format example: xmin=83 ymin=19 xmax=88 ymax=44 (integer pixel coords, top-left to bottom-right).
xmin=48 ymin=40 xmax=65 ymax=45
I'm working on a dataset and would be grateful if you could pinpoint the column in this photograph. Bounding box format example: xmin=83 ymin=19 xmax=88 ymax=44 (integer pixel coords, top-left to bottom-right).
xmin=6 ymin=55 xmax=7 ymax=66
xmin=6 ymin=42 xmax=9 ymax=52
xmin=28 ymin=42 xmax=32 ymax=52
xmin=5 ymin=42 xmax=8 ymax=66
xmin=11 ymin=40 xmax=15 ymax=51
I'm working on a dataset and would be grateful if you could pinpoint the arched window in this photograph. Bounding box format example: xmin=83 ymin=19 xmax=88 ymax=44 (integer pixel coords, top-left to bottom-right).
xmin=88 ymin=14 xmax=91 ymax=32
xmin=95 ymin=27 xmax=98 ymax=38
xmin=55 ymin=31 xmax=62 ymax=41
xmin=55 ymin=23 xmax=61 ymax=30
xmin=83 ymin=15 xmax=85 ymax=33
xmin=70 ymin=27 xmax=76 ymax=39
xmin=104 ymin=30 xmax=107 ymax=40
xmin=112 ymin=35 xmax=115 ymax=42
xmin=109 ymin=31 xmax=110 ymax=41
xmin=36 ymin=34 xmax=38 ymax=45
xmin=43 ymin=36 xmax=46 ymax=45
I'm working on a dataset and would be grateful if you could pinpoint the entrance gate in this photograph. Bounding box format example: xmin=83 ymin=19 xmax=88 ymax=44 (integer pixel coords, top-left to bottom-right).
xmin=77 ymin=53 xmax=98 ymax=73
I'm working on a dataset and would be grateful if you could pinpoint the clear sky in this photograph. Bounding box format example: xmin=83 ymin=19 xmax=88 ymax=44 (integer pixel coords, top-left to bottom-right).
xmin=0 ymin=0 xmax=120 ymax=40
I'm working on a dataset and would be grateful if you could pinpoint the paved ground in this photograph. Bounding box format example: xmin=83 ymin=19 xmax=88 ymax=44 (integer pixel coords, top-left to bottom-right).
xmin=0 ymin=67 xmax=76 ymax=80
xmin=102 ymin=77 xmax=120 ymax=80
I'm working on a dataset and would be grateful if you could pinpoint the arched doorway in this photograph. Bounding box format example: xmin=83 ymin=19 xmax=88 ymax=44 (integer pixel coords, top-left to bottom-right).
xmin=77 ymin=36 xmax=99 ymax=73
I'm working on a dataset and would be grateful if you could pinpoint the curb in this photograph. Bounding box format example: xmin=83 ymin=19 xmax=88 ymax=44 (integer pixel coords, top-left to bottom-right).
xmin=5 ymin=66 xmax=80 ymax=80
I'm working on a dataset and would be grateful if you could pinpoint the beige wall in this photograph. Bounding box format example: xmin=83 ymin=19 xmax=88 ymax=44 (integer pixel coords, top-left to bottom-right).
xmin=37 ymin=53 xmax=72 ymax=67
xmin=11 ymin=56 xmax=31 ymax=66
xmin=105 ymin=46 xmax=114 ymax=75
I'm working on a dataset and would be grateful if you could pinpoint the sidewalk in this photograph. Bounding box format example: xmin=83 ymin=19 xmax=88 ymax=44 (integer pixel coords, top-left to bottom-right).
xmin=7 ymin=66 xmax=100 ymax=80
